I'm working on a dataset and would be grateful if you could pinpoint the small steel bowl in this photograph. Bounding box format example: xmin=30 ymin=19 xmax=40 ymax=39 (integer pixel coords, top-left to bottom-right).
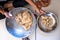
xmin=37 ymin=12 xmax=58 ymax=32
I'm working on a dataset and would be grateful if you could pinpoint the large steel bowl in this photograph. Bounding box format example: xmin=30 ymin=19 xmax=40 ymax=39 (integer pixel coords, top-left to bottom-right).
xmin=5 ymin=7 xmax=37 ymax=38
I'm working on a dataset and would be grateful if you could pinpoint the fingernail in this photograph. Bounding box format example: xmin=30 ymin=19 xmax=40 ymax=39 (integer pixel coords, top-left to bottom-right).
xmin=9 ymin=13 xmax=12 ymax=17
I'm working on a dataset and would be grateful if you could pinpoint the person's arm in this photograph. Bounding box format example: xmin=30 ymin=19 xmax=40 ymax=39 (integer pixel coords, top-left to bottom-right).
xmin=25 ymin=0 xmax=45 ymax=14
xmin=0 ymin=8 xmax=5 ymax=15
xmin=25 ymin=0 xmax=40 ymax=12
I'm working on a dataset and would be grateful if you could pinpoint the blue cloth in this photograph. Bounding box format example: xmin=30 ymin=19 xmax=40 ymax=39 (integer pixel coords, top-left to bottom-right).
xmin=13 ymin=0 xmax=28 ymax=7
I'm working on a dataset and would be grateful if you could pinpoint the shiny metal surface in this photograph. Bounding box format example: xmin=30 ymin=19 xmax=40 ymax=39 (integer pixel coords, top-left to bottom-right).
xmin=5 ymin=7 xmax=37 ymax=38
xmin=38 ymin=12 xmax=58 ymax=32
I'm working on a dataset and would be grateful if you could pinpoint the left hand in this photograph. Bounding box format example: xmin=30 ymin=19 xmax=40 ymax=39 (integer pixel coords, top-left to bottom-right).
xmin=0 ymin=9 xmax=12 ymax=18
xmin=4 ymin=12 xmax=13 ymax=18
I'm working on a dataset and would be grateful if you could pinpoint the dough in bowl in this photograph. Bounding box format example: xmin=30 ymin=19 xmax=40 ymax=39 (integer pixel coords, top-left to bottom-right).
xmin=15 ymin=11 xmax=33 ymax=30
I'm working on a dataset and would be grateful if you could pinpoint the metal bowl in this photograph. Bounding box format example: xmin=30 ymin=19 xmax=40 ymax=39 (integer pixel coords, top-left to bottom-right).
xmin=5 ymin=7 xmax=37 ymax=38
xmin=37 ymin=12 xmax=58 ymax=32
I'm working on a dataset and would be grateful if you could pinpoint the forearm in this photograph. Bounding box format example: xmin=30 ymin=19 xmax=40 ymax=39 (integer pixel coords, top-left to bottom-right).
xmin=25 ymin=0 xmax=40 ymax=12
xmin=0 ymin=9 xmax=5 ymax=15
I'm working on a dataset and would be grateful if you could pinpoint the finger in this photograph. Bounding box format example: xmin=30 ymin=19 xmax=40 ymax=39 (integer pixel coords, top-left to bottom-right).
xmin=40 ymin=9 xmax=46 ymax=14
xmin=4 ymin=12 xmax=10 ymax=18
xmin=4 ymin=12 xmax=13 ymax=18
xmin=9 ymin=12 xmax=12 ymax=17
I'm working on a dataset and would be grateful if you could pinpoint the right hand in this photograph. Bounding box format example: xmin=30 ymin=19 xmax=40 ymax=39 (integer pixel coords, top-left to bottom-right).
xmin=35 ymin=7 xmax=46 ymax=15
xmin=39 ymin=9 xmax=46 ymax=14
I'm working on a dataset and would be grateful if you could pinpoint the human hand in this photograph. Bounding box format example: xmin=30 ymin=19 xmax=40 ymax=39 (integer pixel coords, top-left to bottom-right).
xmin=4 ymin=12 xmax=13 ymax=18
xmin=0 ymin=9 xmax=12 ymax=18
xmin=39 ymin=9 xmax=46 ymax=15
xmin=35 ymin=7 xmax=46 ymax=15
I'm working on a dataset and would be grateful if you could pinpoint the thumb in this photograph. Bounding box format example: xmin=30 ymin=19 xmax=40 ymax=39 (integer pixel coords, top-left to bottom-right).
xmin=4 ymin=12 xmax=12 ymax=18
